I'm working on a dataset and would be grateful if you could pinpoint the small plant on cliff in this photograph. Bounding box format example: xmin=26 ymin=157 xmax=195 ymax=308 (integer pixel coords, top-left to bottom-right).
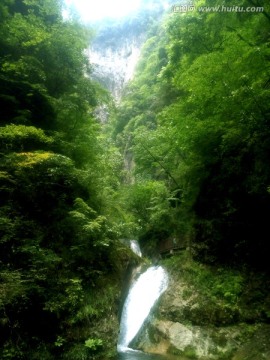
xmin=85 ymin=338 xmax=103 ymax=351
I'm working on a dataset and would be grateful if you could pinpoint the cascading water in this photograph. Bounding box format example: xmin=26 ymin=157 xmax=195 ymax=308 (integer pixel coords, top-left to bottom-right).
xmin=118 ymin=265 xmax=168 ymax=353
xmin=130 ymin=240 xmax=142 ymax=257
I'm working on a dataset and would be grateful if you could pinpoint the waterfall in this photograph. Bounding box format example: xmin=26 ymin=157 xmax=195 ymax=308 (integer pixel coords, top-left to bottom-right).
xmin=118 ymin=266 xmax=168 ymax=352
xmin=130 ymin=240 xmax=142 ymax=257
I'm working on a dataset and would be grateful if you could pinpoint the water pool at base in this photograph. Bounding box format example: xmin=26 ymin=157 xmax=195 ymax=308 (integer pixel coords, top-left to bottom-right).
xmin=118 ymin=349 xmax=188 ymax=360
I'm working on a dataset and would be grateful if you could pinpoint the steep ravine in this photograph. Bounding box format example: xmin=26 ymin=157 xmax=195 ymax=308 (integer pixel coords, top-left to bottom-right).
xmin=85 ymin=4 xmax=270 ymax=360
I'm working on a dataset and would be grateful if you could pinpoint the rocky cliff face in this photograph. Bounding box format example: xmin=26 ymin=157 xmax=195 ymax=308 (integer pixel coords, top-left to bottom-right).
xmin=132 ymin=254 xmax=270 ymax=359
xmin=88 ymin=0 xmax=175 ymax=102
xmin=134 ymin=277 xmax=244 ymax=359
xmin=90 ymin=36 xmax=144 ymax=102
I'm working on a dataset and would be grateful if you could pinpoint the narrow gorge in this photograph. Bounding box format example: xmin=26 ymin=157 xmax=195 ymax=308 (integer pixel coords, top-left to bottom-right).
xmin=88 ymin=2 xmax=270 ymax=359
xmin=0 ymin=1 xmax=269 ymax=359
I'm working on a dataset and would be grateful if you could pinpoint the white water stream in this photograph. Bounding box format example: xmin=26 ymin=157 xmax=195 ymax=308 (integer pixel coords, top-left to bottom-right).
xmin=118 ymin=265 xmax=168 ymax=352
xmin=130 ymin=240 xmax=142 ymax=257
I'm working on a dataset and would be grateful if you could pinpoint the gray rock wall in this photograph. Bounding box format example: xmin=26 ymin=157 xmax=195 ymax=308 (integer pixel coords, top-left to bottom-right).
xmin=132 ymin=263 xmax=270 ymax=360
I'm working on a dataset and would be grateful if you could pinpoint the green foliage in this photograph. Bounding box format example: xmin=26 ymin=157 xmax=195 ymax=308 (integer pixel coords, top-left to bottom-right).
xmin=164 ymin=253 xmax=244 ymax=306
xmin=84 ymin=338 xmax=103 ymax=350
xmin=1 ymin=0 xmax=270 ymax=357
xmin=69 ymin=198 xmax=111 ymax=249
xmin=55 ymin=336 xmax=65 ymax=348
xmin=0 ymin=0 xmax=128 ymax=359
xmin=0 ymin=76 xmax=55 ymax=128
xmin=44 ymin=278 xmax=84 ymax=314
xmin=0 ymin=124 xmax=53 ymax=152
xmin=0 ymin=270 xmax=26 ymax=307
xmin=112 ymin=0 xmax=270 ymax=269
xmin=163 ymin=252 xmax=270 ymax=328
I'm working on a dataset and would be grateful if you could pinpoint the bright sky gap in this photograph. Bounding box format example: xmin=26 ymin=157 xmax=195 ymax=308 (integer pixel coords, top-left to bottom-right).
xmin=64 ymin=0 xmax=143 ymax=22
